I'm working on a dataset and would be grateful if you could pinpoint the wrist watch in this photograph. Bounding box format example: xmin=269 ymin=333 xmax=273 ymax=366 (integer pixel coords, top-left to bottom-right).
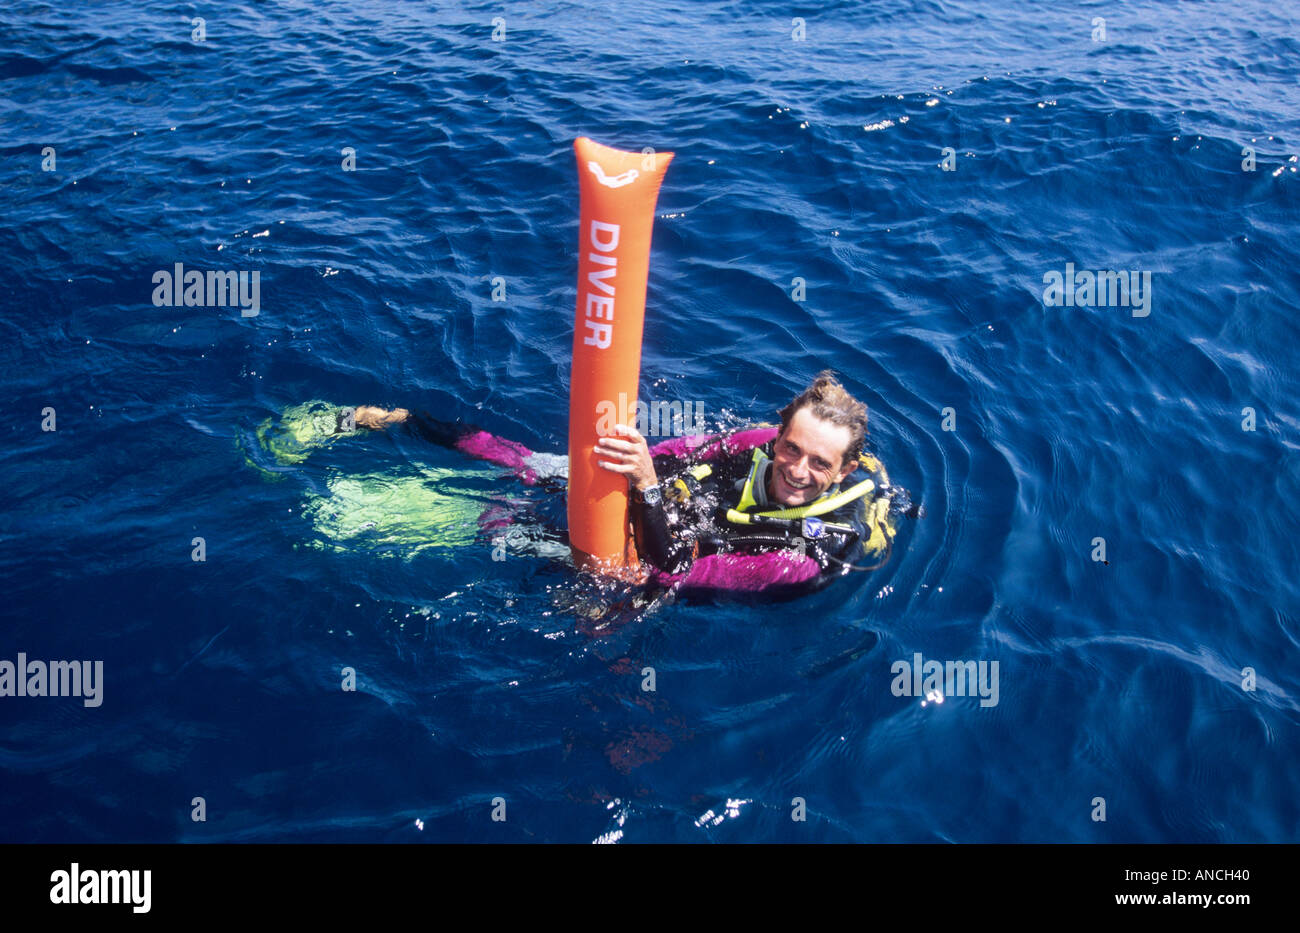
xmin=636 ymin=484 xmax=663 ymax=507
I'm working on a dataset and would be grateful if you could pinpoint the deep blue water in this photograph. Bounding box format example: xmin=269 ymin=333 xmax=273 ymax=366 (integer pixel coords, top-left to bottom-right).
xmin=3 ymin=0 xmax=1298 ymax=843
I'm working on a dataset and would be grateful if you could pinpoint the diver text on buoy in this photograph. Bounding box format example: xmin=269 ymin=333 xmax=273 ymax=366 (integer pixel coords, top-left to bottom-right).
xmin=582 ymin=220 xmax=620 ymax=349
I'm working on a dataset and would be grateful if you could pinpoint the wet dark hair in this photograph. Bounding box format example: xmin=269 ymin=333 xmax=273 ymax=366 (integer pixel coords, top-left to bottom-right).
xmin=777 ymin=370 xmax=868 ymax=468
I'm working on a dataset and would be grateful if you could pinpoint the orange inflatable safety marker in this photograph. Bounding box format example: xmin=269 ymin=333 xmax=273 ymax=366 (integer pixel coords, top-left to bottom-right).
xmin=567 ymin=137 xmax=674 ymax=575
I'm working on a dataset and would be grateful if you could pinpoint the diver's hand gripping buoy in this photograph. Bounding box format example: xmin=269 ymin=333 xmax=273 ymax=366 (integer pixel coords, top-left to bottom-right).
xmin=566 ymin=138 xmax=674 ymax=574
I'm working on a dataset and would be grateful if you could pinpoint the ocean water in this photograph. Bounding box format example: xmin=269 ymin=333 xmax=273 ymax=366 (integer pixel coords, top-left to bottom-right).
xmin=2 ymin=0 xmax=1297 ymax=843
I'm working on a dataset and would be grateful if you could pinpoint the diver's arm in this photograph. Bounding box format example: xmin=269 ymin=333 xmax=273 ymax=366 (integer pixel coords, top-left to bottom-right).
xmin=596 ymin=424 xmax=696 ymax=573
xmin=630 ymin=490 xmax=696 ymax=574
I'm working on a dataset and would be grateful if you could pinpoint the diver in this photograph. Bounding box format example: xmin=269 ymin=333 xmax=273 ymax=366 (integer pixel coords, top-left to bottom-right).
xmin=596 ymin=371 xmax=920 ymax=596
xmin=331 ymin=371 xmax=920 ymax=600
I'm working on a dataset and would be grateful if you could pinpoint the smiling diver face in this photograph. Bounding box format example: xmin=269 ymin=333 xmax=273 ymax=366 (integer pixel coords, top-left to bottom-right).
xmin=767 ymin=407 xmax=857 ymax=508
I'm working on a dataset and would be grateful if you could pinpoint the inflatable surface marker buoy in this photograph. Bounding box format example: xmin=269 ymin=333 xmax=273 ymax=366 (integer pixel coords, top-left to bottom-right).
xmin=566 ymin=137 xmax=674 ymax=574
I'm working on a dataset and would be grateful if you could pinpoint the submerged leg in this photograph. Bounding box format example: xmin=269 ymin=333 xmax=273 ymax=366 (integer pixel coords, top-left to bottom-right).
xmin=396 ymin=410 xmax=568 ymax=490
